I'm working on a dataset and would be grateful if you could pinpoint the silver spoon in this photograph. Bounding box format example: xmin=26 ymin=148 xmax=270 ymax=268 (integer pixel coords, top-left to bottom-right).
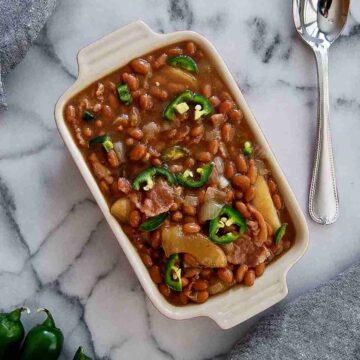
xmin=293 ymin=0 xmax=350 ymax=225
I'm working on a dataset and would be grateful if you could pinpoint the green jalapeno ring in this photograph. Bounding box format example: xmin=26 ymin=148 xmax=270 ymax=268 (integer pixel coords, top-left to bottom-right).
xmin=117 ymin=83 xmax=132 ymax=105
xmin=176 ymin=163 xmax=213 ymax=188
xmin=209 ymin=205 xmax=247 ymax=244
xmin=140 ymin=212 xmax=169 ymax=232
xmin=82 ymin=111 xmax=95 ymax=122
xmin=89 ymin=134 xmax=114 ymax=152
xmin=274 ymin=223 xmax=287 ymax=245
xmin=164 ymin=254 xmax=182 ymax=292
xmin=132 ymin=166 xmax=177 ymax=191
xmin=163 ymin=90 xmax=214 ymax=121
xmin=167 ymin=55 xmax=198 ymax=73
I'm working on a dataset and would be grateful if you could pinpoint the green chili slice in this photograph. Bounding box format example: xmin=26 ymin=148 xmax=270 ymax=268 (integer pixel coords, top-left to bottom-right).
xmin=89 ymin=134 xmax=114 ymax=152
xmin=243 ymin=141 xmax=253 ymax=156
xmin=82 ymin=111 xmax=95 ymax=122
xmin=132 ymin=166 xmax=176 ymax=191
xmin=161 ymin=146 xmax=190 ymax=162
xmin=167 ymin=55 xmax=198 ymax=73
xmin=274 ymin=223 xmax=287 ymax=245
xmin=164 ymin=254 xmax=182 ymax=291
xmin=163 ymin=90 xmax=214 ymax=121
xmin=176 ymin=163 xmax=213 ymax=188
xmin=209 ymin=205 xmax=247 ymax=244
xmin=140 ymin=212 xmax=169 ymax=232
xmin=117 ymin=84 xmax=132 ymax=105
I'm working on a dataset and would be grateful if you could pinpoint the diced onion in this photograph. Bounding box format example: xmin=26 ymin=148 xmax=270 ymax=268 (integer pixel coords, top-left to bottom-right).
xmin=205 ymin=128 xmax=221 ymax=141
xmin=209 ymin=166 xmax=219 ymax=185
xmin=218 ymin=175 xmax=230 ymax=189
xmin=208 ymin=279 xmax=230 ymax=295
xmin=143 ymin=122 xmax=159 ymax=140
xmin=199 ymin=200 xmax=223 ymax=223
xmin=213 ymin=156 xmax=224 ymax=175
xmin=184 ymin=195 xmax=199 ymax=207
xmin=255 ymin=159 xmax=269 ymax=176
xmin=113 ymin=141 xmax=125 ymax=163
xmin=205 ymin=187 xmax=227 ymax=202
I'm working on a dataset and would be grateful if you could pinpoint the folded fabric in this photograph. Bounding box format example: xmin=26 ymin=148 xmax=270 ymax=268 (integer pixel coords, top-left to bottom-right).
xmin=227 ymin=262 xmax=360 ymax=360
xmin=0 ymin=0 xmax=57 ymax=110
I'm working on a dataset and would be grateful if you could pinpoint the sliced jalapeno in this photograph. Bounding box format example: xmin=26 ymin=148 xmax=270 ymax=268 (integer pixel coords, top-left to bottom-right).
xmin=140 ymin=212 xmax=169 ymax=232
xmin=164 ymin=254 xmax=182 ymax=292
xmin=163 ymin=90 xmax=214 ymax=121
xmin=89 ymin=134 xmax=114 ymax=152
xmin=161 ymin=146 xmax=190 ymax=162
xmin=243 ymin=141 xmax=253 ymax=156
xmin=117 ymin=84 xmax=132 ymax=105
xmin=82 ymin=111 xmax=95 ymax=122
xmin=176 ymin=163 xmax=213 ymax=188
xmin=167 ymin=55 xmax=198 ymax=73
xmin=132 ymin=166 xmax=176 ymax=191
xmin=274 ymin=223 xmax=287 ymax=245
xmin=209 ymin=205 xmax=247 ymax=244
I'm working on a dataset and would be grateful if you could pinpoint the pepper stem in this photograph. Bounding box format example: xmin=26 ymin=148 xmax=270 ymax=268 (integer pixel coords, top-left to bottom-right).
xmin=8 ymin=307 xmax=31 ymax=321
xmin=37 ymin=308 xmax=56 ymax=328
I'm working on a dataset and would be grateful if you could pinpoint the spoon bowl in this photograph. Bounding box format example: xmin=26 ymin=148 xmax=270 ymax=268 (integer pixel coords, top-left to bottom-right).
xmin=293 ymin=0 xmax=350 ymax=225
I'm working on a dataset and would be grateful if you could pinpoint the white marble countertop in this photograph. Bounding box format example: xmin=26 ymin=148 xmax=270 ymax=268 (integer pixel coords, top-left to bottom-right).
xmin=1 ymin=1 xmax=360 ymax=359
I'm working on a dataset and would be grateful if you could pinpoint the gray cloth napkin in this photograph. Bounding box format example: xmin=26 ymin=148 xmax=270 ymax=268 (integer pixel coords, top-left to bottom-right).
xmin=227 ymin=262 xmax=360 ymax=360
xmin=0 ymin=0 xmax=57 ymax=110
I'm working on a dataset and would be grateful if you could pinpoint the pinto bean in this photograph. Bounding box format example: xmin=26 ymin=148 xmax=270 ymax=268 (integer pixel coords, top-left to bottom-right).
xmin=153 ymin=53 xmax=168 ymax=69
xmin=228 ymin=108 xmax=244 ymax=122
xmin=235 ymin=201 xmax=251 ymax=218
xmin=235 ymin=154 xmax=248 ymax=174
xmin=224 ymin=160 xmax=236 ymax=179
xmin=210 ymin=113 xmax=225 ymax=127
xmin=232 ymin=174 xmax=251 ymax=191
xmin=202 ymin=84 xmax=212 ymax=98
xmin=149 ymin=86 xmax=168 ymax=101
xmin=235 ymin=264 xmax=248 ymax=283
xmin=107 ymin=150 xmax=120 ymax=168
xmin=159 ymin=283 xmax=171 ymax=297
xmin=209 ymin=96 xmax=221 ymax=108
xmin=130 ymin=143 xmax=146 ymax=161
xmin=172 ymin=211 xmax=183 ymax=222
xmin=194 ymin=280 xmax=208 ymax=291
xmin=183 ymin=204 xmax=196 ymax=216
xmin=272 ymin=194 xmax=282 ymax=210
xmin=191 ymin=124 xmax=204 ymax=137
xmin=139 ymin=94 xmax=154 ymax=110
xmin=268 ymin=179 xmax=277 ymax=193
xmin=217 ymin=268 xmax=234 ymax=284
xmin=244 ymin=186 xmax=256 ymax=202
xmin=219 ymin=100 xmax=234 ymax=114
xmin=244 ymin=270 xmax=255 ymax=286
xmin=255 ymin=263 xmax=266 ymax=277
xmin=183 ymin=223 xmax=201 ymax=233
xmin=149 ymin=265 xmax=162 ymax=284
xmin=131 ymin=58 xmax=151 ymax=74
xmin=221 ymin=123 xmax=234 ymax=142
xmin=196 ymin=151 xmax=212 ymax=162
xmin=127 ymin=127 xmax=144 ymax=140
xmin=129 ymin=210 xmax=141 ymax=228
xmin=186 ymin=41 xmax=196 ymax=55
xmin=184 ymin=254 xmax=199 ymax=267
xmin=192 ymin=291 xmax=209 ymax=303
xmin=122 ymin=72 xmax=139 ymax=90
xmin=208 ymin=139 xmax=219 ymax=155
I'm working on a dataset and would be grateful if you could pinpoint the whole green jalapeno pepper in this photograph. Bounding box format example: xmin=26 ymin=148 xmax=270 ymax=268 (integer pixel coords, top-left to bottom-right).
xmin=19 ymin=308 xmax=64 ymax=360
xmin=0 ymin=307 xmax=30 ymax=360
xmin=73 ymin=346 xmax=92 ymax=360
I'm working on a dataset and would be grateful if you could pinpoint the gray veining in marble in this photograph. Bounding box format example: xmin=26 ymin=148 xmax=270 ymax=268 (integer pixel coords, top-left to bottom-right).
xmin=1 ymin=1 xmax=360 ymax=359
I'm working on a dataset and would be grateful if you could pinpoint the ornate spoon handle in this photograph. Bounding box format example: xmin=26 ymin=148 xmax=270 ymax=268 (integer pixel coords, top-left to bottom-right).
xmin=309 ymin=46 xmax=339 ymax=225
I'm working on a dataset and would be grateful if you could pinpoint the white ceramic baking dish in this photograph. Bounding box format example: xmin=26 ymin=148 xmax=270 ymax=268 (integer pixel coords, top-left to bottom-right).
xmin=54 ymin=20 xmax=309 ymax=329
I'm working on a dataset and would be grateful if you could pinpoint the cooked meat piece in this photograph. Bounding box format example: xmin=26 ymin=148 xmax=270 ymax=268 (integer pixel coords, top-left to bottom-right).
xmin=130 ymin=180 xmax=175 ymax=217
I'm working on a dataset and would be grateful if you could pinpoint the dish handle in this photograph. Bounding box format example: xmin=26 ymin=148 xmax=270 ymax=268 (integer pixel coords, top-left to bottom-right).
xmin=77 ymin=20 xmax=160 ymax=79
xmin=208 ymin=274 xmax=289 ymax=329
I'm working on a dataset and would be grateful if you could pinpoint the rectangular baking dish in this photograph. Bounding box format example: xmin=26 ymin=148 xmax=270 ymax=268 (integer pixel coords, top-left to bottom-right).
xmin=54 ymin=20 xmax=309 ymax=329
